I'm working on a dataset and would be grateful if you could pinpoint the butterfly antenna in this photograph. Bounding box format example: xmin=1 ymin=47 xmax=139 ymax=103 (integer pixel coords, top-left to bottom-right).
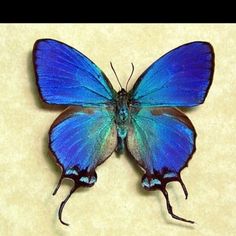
xmin=161 ymin=188 xmax=194 ymax=224
xmin=125 ymin=63 xmax=134 ymax=91
xmin=110 ymin=62 xmax=122 ymax=89
xmin=58 ymin=184 xmax=77 ymax=226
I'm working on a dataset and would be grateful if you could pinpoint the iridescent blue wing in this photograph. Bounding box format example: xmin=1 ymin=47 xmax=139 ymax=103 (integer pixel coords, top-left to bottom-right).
xmin=129 ymin=42 xmax=214 ymax=107
xmin=33 ymin=39 xmax=116 ymax=106
xmin=127 ymin=107 xmax=196 ymax=223
xmin=49 ymin=106 xmax=117 ymax=225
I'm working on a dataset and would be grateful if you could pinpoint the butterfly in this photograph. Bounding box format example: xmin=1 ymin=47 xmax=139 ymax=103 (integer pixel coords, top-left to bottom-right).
xmin=33 ymin=39 xmax=214 ymax=226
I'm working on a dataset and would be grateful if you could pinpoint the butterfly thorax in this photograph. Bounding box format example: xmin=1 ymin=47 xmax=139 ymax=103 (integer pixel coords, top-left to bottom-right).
xmin=115 ymin=89 xmax=130 ymax=153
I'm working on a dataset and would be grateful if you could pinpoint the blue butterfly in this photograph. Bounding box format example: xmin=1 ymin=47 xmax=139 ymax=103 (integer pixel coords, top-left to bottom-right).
xmin=33 ymin=39 xmax=214 ymax=226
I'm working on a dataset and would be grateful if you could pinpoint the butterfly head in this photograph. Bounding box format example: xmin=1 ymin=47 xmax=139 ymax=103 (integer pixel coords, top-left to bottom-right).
xmin=117 ymin=88 xmax=127 ymax=96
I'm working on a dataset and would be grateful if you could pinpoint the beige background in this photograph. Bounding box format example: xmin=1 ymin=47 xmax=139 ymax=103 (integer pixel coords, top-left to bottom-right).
xmin=0 ymin=24 xmax=235 ymax=236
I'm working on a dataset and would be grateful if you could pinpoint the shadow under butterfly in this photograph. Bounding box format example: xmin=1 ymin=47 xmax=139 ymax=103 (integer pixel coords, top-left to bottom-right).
xmin=32 ymin=39 xmax=214 ymax=226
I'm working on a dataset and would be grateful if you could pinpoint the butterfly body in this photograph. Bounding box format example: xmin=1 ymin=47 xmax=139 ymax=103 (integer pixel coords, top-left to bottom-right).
xmin=33 ymin=39 xmax=214 ymax=226
xmin=115 ymin=88 xmax=130 ymax=153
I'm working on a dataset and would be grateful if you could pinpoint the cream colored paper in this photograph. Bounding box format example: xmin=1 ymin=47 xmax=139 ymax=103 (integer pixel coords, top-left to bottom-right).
xmin=0 ymin=24 xmax=236 ymax=236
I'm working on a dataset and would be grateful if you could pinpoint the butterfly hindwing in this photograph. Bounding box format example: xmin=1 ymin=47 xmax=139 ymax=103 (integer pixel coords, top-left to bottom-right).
xmin=33 ymin=39 xmax=116 ymax=106
xmin=127 ymin=107 xmax=196 ymax=176
xmin=49 ymin=106 xmax=117 ymax=225
xmin=50 ymin=106 xmax=117 ymax=178
xmin=126 ymin=107 xmax=196 ymax=223
xmin=129 ymin=42 xmax=214 ymax=107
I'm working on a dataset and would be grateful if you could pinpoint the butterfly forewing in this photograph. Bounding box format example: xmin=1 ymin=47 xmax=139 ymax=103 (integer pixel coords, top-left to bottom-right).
xmin=33 ymin=39 xmax=116 ymax=106
xmin=129 ymin=42 xmax=214 ymax=107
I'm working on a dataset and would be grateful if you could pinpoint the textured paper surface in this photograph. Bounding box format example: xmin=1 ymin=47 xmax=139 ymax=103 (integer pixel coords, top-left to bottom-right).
xmin=0 ymin=24 xmax=236 ymax=236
